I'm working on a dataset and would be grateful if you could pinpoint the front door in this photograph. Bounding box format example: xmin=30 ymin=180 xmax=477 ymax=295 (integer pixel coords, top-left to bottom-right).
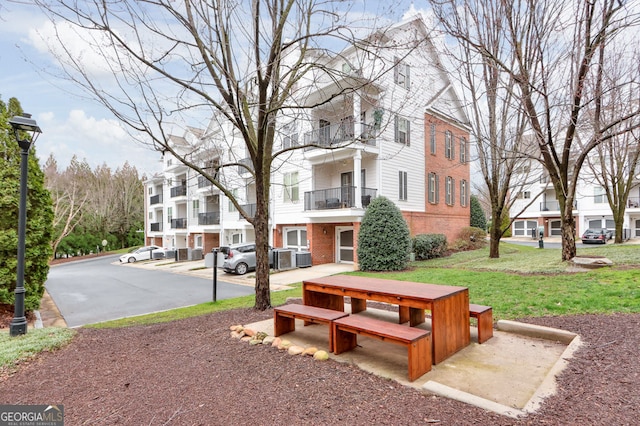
xmin=341 ymin=172 xmax=353 ymax=207
xmin=336 ymin=226 xmax=354 ymax=263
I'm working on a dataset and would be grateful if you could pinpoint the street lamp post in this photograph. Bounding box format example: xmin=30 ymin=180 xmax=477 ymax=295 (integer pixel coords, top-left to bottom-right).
xmin=8 ymin=113 xmax=42 ymax=337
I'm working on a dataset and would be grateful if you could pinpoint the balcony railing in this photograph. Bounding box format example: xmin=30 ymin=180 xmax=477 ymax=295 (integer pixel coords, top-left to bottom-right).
xmin=198 ymin=211 xmax=220 ymax=225
xmin=150 ymin=194 xmax=162 ymax=205
xmin=540 ymin=200 xmax=577 ymax=211
xmin=170 ymin=218 xmax=187 ymax=229
xmin=150 ymin=222 xmax=162 ymax=232
xmin=304 ymin=186 xmax=377 ymax=210
xmin=304 ymin=122 xmax=376 ymax=150
xmin=170 ymin=185 xmax=187 ymax=198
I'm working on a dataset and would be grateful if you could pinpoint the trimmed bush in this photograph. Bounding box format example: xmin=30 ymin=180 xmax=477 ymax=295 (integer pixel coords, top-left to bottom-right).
xmin=451 ymin=226 xmax=487 ymax=251
xmin=412 ymin=234 xmax=448 ymax=260
xmin=357 ymin=196 xmax=410 ymax=271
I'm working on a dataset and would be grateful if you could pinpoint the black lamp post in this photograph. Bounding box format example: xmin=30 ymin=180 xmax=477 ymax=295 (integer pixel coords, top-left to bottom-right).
xmin=8 ymin=113 xmax=42 ymax=337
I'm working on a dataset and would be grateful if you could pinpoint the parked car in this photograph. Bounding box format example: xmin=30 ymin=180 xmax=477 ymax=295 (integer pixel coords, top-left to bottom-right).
xmin=581 ymin=229 xmax=612 ymax=244
xmin=222 ymin=243 xmax=273 ymax=275
xmin=119 ymin=245 xmax=163 ymax=263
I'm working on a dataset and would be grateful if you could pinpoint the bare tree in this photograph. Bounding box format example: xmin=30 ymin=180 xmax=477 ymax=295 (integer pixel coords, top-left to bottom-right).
xmin=33 ymin=0 xmax=417 ymax=309
xmin=430 ymin=1 xmax=546 ymax=258
xmin=429 ymin=0 xmax=640 ymax=260
xmin=44 ymin=154 xmax=92 ymax=255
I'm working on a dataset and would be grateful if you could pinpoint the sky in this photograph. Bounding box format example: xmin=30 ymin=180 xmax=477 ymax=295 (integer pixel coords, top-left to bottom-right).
xmin=0 ymin=1 xmax=426 ymax=178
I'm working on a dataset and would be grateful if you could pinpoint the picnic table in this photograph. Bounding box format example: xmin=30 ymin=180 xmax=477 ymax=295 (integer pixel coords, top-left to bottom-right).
xmin=302 ymin=275 xmax=470 ymax=364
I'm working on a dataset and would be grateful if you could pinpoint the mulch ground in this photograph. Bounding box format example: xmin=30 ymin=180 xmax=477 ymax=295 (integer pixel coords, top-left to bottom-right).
xmin=1 ymin=308 xmax=638 ymax=425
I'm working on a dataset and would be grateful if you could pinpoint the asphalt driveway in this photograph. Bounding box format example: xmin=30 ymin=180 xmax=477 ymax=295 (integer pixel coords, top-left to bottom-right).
xmin=45 ymin=255 xmax=255 ymax=327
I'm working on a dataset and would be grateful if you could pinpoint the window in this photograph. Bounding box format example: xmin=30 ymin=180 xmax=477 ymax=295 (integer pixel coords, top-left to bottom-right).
xmin=192 ymin=199 xmax=199 ymax=218
xmin=284 ymin=171 xmax=299 ymax=202
xmin=148 ymin=187 xmax=152 ymax=195
xmin=195 ymin=235 xmax=203 ymax=248
xmin=460 ymin=179 xmax=468 ymax=207
xmin=445 ymin=131 xmax=454 ymax=159
xmin=430 ymin=124 xmax=436 ymax=154
xmin=459 ymin=137 xmax=467 ymax=163
xmin=285 ymin=228 xmax=308 ymax=251
xmin=594 ymin=186 xmax=606 ymax=204
xmin=395 ymin=116 xmax=410 ymax=145
xmin=398 ymin=171 xmax=408 ymax=201
xmin=445 ymin=176 xmax=455 ymax=205
xmin=394 ymin=57 xmax=410 ymax=89
xmin=167 ymin=206 xmax=173 ymax=223
xmin=517 ymin=191 xmax=531 ymax=199
xmin=283 ymin=129 xmax=299 ymax=149
xmin=228 ymin=188 xmax=238 ymax=212
xmin=428 ymin=173 xmax=439 ymax=204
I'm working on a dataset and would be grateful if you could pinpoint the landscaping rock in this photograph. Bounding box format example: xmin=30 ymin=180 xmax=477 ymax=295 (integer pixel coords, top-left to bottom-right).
xmin=288 ymin=346 xmax=305 ymax=355
xmin=303 ymin=347 xmax=318 ymax=356
xmin=277 ymin=340 xmax=292 ymax=350
xmin=243 ymin=328 xmax=256 ymax=337
xmin=271 ymin=337 xmax=282 ymax=348
xmin=262 ymin=336 xmax=275 ymax=345
xmin=313 ymin=350 xmax=329 ymax=361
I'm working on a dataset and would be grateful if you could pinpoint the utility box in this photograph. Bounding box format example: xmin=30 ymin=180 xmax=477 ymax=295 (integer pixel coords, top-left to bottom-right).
xmin=296 ymin=251 xmax=312 ymax=268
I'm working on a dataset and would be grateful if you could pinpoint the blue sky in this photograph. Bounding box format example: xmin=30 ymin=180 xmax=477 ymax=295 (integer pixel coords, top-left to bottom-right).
xmin=0 ymin=1 xmax=424 ymax=177
xmin=0 ymin=2 xmax=164 ymax=176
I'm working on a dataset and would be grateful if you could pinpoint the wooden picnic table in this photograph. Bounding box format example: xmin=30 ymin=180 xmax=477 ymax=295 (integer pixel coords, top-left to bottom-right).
xmin=302 ymin=275 xmax=470 ymax=364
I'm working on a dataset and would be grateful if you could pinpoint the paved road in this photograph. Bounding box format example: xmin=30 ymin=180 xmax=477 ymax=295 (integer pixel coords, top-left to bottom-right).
xmin=45 ymin=255 xmax=255 ymax=327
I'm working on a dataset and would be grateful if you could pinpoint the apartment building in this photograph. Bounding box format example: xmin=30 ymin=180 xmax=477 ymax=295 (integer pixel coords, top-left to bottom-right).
xmin=143 ymin=16 xmax=471 ymax=267
xmin=510 ymin=166 xmax=640 ymax=240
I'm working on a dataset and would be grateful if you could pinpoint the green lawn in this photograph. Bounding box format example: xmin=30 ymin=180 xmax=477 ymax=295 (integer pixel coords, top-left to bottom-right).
xmin=2 ymin=242 xmax=638 ymax=370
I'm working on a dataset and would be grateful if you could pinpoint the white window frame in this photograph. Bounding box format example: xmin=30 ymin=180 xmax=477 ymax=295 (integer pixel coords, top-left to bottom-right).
xmin=460 ymin=179 xmax=468 ymax=207
xmin=395 ymin=116 xmax=410 ymax=146
xmin=428 ymin=172 xmax=439 ymax=204
xmin=445 ymin=131 xmax=454 ymax=159
xmin=446 ymin=176 xmax=455 ymax=205
xmin=192 ymin=199 xmax=199 ymax=218
xmin=284 ymin=171 xmax=299 ymax=202
xmin=594 ymin=186 xmax=606 ymax=204
xmin=394 ymin=57 xmax=410 ymax=89
xmin=430 ymin=124 xmax=436 ymax=154
xmin=459 ymin=137 xmax=467 ymax=163
xmin=228 ymin=189 xmax=238 ymax=212
xmin=399 ymin=171 xmax=408 ymax=201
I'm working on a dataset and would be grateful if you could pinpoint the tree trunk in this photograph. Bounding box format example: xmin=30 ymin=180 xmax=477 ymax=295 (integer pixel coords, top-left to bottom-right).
xmin=253 ymin=176 xmax=272 ymax=310
xmin=613 ymin=208 xmax=625 ymax=244
xmin=489 ymin=224 xmax=501 ymax=258
xmin=561 ymin=217 xmax=577 ymax=261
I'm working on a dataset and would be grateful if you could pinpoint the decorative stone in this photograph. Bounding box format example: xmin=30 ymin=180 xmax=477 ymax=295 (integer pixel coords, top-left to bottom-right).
xmin=243 ymin=328 xmax=256 ymax=337
xmin=262 ymin=336 xmax=275 ymax=345
xmin=255 ymin=331 xmax=268 ymax=341
xmin=230 ymin=331 xmax=243 ymax=339
xmin=240 ymin=336 xmax=252 ymax=342
xmin=249 ymin=339 xmax=262 ymax=346
xmin=278 ymin=340 xmax=292 ymax=350
xmin=230 ymin=325 xmax=243 ymax=332
xmin=313 ymin=350 xmax=329 ymax=361
xmin=303 ymin=347 xmax=318 ymax=356
xmin=271 ymin=337 xmax=282 ymax=347
xmin=288 ymin=346 xmax=305 ymax=355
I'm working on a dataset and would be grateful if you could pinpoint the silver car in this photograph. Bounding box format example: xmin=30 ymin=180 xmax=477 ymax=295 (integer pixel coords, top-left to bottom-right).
xmin=222 ymin=243 xmax=273 ymax=275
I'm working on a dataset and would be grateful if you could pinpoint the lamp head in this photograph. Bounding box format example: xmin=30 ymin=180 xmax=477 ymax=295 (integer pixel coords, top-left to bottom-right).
xmin=8 ymin=113 xmax=42 ymax=148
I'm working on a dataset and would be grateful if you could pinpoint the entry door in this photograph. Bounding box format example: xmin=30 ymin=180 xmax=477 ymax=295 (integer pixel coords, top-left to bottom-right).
xmin=336 ymin=226 xmax=354 ymax=263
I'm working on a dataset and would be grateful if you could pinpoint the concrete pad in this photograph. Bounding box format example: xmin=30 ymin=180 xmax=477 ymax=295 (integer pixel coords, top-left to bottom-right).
xmin=245 ymin=305 xmax=582 ymax=418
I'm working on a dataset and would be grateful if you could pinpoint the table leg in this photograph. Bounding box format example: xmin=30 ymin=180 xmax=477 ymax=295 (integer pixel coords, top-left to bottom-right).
xmin=350 ymin=297 xmax=366 ymax=313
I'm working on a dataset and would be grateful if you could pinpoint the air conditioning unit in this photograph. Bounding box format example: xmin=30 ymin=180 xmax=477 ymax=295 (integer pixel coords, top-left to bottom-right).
xmin=274 ymin=249 xmax=296 ymax=271
xmin=296 ymin=251 xmax=312 ymax=268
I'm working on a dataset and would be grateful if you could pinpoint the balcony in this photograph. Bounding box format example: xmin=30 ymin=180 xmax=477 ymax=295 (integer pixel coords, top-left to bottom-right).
xmin=198 ymin=211 xmax=220 ymax=225
xmin=540 ymin=200 xmax=577 ymax=211
xmin=170 ymin=185 xmax=187 ymax=198
xmin=170 ymin=218 xmax=187 ymax=229
xmin=629 ymin=197 xmax=640 ymax=208
xmin=150 ymin=222 xmax=162 ymax=232
xmin=198 ymin=176 xmax=211 ymax=188
xmin=150 ymin=194 xmax=163 ymax=205
xmin=304 ymin=122 xmax=376 ymax=150
xmin=304 ymin=186 xmax=377 ymax=210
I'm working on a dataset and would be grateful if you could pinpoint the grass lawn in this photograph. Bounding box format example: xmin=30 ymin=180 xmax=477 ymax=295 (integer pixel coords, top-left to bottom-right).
xmin=2 ymin=242 xmax=638 ymax=370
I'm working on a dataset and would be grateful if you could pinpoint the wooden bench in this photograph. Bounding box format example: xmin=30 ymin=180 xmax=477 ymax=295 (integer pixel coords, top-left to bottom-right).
xmin=274 ymin=304 xmax=349 ymax=352
xmin=469 ymin=304 xmax=493 ymax=344
xmin=332 ymin=315 xmax=432 ymax=382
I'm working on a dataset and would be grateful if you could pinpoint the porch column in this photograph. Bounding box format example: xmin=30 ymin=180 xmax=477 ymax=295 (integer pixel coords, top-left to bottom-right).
xmin=354 ymin=150 xmax=362 ymax=208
